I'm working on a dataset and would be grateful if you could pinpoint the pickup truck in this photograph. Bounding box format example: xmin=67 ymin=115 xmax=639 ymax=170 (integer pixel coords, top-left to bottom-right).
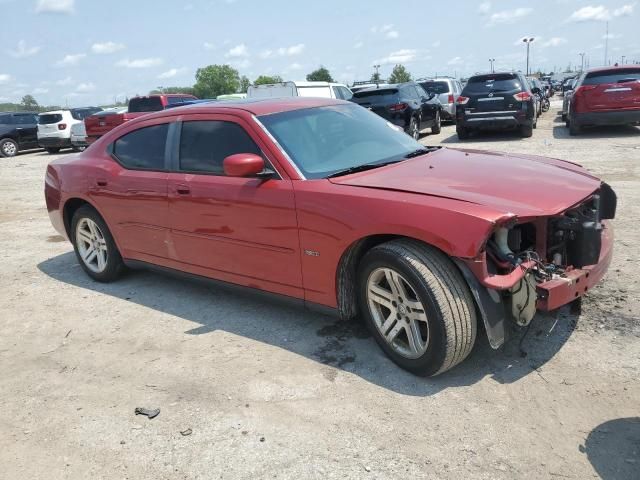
xmin=85 ymin=94 xmax=196 ymax=144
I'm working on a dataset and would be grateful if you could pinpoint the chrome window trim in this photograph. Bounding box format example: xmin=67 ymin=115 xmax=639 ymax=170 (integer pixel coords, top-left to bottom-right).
xmin=252 ymin=114 xmax=306 ymax=180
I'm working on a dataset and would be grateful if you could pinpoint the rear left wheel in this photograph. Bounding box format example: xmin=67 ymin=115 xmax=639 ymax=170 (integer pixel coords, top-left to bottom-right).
xmin=431 ymin=111 xmax=441 ymax=134
xmin=358 ymin=240 xmax=477 ymax=376
xmin=0 ymin=138 xmax=18 ymax=158
xmin=409 ymin=117 xmax=420 ymax=140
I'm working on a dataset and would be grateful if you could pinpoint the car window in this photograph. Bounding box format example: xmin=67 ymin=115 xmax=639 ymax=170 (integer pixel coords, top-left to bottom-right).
xmin=0 ymin=114 xmax=11 ymax=124
xmin=167 ymin=96 xmax=190 ymax=105
xmin=179 ymin=120 xmax=261 ymax=175
xmin=419 ymin=81 xmax=449 ymax=94
xmin=415 ymin=84 xmax=428 ymax=99
xmin=583 ymin=68 xmax=640 ymax=85
xmin=463 ymin=74 xmax=522 ymax=94
xmin=38 ymin=114 xmax=63 ymax=124
xmin=71 ymin=108 xmax=102 ymax=121
xmin=339 ymin=86 xmax=353 ymax=100
xmin=332 ymin=86 xmax=343 ymax=100
xmin=352 ymin=88 xmax=399 ymax=106
xmin=113 ymin=123 xmax=169 ymax=171
xmin=128 ymin=97 xmax=164 ymax=113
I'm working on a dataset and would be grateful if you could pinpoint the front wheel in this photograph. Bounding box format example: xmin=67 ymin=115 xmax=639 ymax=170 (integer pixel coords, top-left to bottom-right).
xmin=520 ymin=124 xmax=533 ymax=138
xmin=409 ymin=116 xmax=420 ymax=140
xmin=569 ymin=118 xmax=582 ymax=136
xmin=456 ymin=126 xmax=470 ymax=140
xmin=358 ymin=240 xmax=477 ymax=376
xmin=0 ymin=138 xmax=18 ymax=157
xmin=431 ymin=111 xmax=441 ymax=134
xmin=46 ymin=147 xmax=61 ymax=154
xmin=71 ymin=205 xmax=124 ymax=282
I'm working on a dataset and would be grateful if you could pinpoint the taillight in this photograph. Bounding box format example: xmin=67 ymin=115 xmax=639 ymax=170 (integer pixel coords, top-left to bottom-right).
xmin=574 ymin=85 xmax=597 ymax=96
xmin=58 ymin=123 xmax=67 ymax=130
xmin=448 ymin=94 xmax=454 ymax=104
xmin=457 ymin=96 xmax=469 ymax=105
xmin=513 ymin=92 xmax=532 ymax=102
xmin=389 ymin=103 xmax=408 ymax=112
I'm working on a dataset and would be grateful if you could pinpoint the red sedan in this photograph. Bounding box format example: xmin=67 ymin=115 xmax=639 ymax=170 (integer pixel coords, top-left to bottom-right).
xmin=45 ymin=98 xmax=616 ymax=376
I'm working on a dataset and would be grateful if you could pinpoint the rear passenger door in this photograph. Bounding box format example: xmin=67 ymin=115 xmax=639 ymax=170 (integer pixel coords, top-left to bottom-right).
xmin=13 ymin=113 xmax=38 ymax=148
xmin=166 ymin=114 xmax=303 ymax=298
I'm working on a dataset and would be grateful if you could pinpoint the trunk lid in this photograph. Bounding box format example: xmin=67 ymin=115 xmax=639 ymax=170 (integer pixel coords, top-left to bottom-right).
xmin=329 ymin=148 xmax=601 ymax=217
xmin=461 ymin=73 xmax=523 ymax=113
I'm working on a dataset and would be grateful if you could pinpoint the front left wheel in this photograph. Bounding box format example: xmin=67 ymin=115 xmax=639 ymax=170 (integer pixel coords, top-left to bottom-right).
xmin=0 ymin=138 xmax=18 ymax=158
xmin=71 ymin=205 xmax=124 ymax=282
xmin=358 ymin=240 xmax=477 ymax=376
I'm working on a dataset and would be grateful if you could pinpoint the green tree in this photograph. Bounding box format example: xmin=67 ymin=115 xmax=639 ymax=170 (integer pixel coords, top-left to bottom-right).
xmin=388 ymin=64 xmax=411 ymax=83
xmin=239 ymin=75 xmax=251 ymax=93
xmin=149 ymin=86 xmax=196 ymax=95
xmin=254 ymin=75 xmax=283 ymax=85
xmin=193 ymin=64 xmax=240 ymax=98
xmin=20 ymin=95 xmax=39 ymax=111
xmin=306 ymin=66 xmax=334 ymax=82
xmin=370 ymin=71 xmax=382 ymax=83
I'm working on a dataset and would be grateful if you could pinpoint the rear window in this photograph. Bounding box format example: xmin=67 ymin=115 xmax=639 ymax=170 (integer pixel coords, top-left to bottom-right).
xmin=419 ymin=81 xmax=449 ymax=94
xmin=583 ymin=69 xmax=640 ymax=85
xmin=128 ymin=97 xmax=164 ymax=113
xmin=352 ymin=89 xmax=399 ymax=105
xmin=463 ymin=74 xmax=522 ymax=94
xmin=39 ymin=114 xmax=63 ymax=125
xmin=167 ymin=96 xmax=191 ymax=105
xmin=71 ymin=108 xmax=102 ymax=120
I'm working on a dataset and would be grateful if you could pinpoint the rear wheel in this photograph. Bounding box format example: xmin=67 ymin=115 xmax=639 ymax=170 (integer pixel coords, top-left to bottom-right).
xmin=409 ymin=116 xmax=420 ymax=140
xmin=569 ymin=118 xmax=582 ymax=136
xmin=358 ymin=240 xmax=477 ymax=376
xmin=431 ymin=111 xmax=441 ymax=134
xmin=71 ymin=205 xmax=124 ymax=282
xmin=46 ymin=147 xmax=61 ymax=154
xmin=456 ymin=126 xmax=470 ymax=140
xmin=520 ymin=124 xmax=533 ymax=138
xmin=0 ymin=138 xmax=18 ymax=158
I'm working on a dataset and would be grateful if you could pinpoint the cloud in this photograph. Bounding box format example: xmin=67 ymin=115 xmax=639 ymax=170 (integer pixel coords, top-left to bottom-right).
xmin=285 ymin=63 xmax=303 ymax=72
xmin=33 ymin=87 xmax=49 ymax=95
xmin=371 ymin=24 xmax=398 ymax=38
xmin=542 ymin=37 xmax=567 ymax=47
xmin=56 ymin=76 xmax=73 ymax=86
xmin=0 ymin=74 xmax=11 ymax=84
xmin=35 ymin=0 xmax=74 ymax=14
xmin=354 ymin=41 xmax=363 ymax=49
xmin=613 ymin=3 xmax=636 ymax=16
xmin=487 ymin=8 xmax=532 ymax=25
xmin=76 ymin=82 xmax=95 ymax=93
xmin=91 ymin=42 xmax=125 ymax=54
xmin=603 ymin=33 xmax=623 ymax=39
xmin=478 ymin=1 xmax=491 ymax=14
xmin=56 ymin=53 xmax=86 ymax=66
xmin=116 ymin=57 xmax=163 ymax=68
xmin=375 ymin=49 xmax=418 ymax=65
xmin=158 ymin=67 xmax=187 ymax=79
xmin=567 ymin=5 xmax=611 ymax=22
xmin=8 ymin=40 xmax=41 ymax=58
xmin=203 ymin=42 xmax=216 ymax=50
xmin=225 ymin=44 xmax=249 ymax=58
xmin=447 ymin=56 xmax=463 ymax=66
xmin=277 ymin=43 xmax=305 ymax=56
xmin=386 ymin=30 xmax=399 ymax=39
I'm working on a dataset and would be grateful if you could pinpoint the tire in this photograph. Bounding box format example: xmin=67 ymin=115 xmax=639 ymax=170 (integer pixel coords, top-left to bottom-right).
xmin=0 ymin=138 xmax=18 ymax=158
xmin=357 ymin=240 xmax=477 ymax=376
xmin=569 ymin=118 xmax=581 ymax=136
xmin=46 ymin=147 xmax=61 ymax=154
xmin=71 ymin=205 xmax=124 ymax=282
xmin=409 ymin=116 xmax=420 ymax=140
xmin=520 ymin=124 xmax=533 ymax=138
xmin=71 ymin=145 xmax=86 ymax=152
xmin=431 ymin=111 xmax=441 ymax=134
xmin=456 ymin=126 xmax=470 ymax=140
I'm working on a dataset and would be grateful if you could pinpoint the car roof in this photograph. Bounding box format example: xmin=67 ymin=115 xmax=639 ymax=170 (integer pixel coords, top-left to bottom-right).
xmin=584 ymin=65 xmax=640 ymax=73
xmin=132 ymin=97 xmax=347 ymax=119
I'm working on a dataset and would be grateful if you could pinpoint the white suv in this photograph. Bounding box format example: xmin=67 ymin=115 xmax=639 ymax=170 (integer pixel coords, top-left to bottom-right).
xmin=247 ymin=81 xmax=353 ymax=100
xmin=38 ymin=107 xmax=101 ymax=154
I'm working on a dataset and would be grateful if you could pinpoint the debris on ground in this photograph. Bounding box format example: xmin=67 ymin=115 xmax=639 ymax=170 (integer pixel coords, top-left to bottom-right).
xmin=134 ymin=407 xmax=160 ymax=419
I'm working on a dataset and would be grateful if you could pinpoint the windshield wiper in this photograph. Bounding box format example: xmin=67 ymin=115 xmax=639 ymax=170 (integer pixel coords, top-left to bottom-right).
xmin=404 ymin=147 xmax=439 ymax=159
xmin=326 ymin=160 xmax=402 ymax=178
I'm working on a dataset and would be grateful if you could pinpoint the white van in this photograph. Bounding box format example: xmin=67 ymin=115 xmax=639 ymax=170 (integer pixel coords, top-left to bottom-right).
xmin=247 ymin=81 xmax=353 ymax=100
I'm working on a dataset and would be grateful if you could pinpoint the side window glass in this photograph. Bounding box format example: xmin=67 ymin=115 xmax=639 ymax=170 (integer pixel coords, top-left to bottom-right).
xmin=179 ymin=121 xmax=261 ymax=175
xmin=341 ymin=87 xmax=353 ymax=100
xmin=332 ymin=86 xmax=343 ymax=99
xmin=113 ymin=124 xmax=169 ymax=170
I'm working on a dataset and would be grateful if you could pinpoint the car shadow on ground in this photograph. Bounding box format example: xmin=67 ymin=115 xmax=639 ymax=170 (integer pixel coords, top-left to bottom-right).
xmin=580 ymin=417 xmax=640 ymax=480
xmin=552 ymin=123 xmax=640 ymax=140
xmin=439 ymin=129 xmax=530 ymax=144
xmin=39 ymin=251 xmax=579 ymax=396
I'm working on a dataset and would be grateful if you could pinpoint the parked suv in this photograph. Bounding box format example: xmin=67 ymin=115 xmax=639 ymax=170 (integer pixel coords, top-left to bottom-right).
xmin=417 ymin=77 xmax=463 ymax=121
xmin=566 ymin=66 xmax=640 ymax=136
xmin=84 ymin=94 xmax=196 ymax=144
xmin=247 ymin=81 xmax=353 ymax=100
xmin=351 ymin=82 xmax=442 ymax=139
xmin=0 ymin=112 xmax=39 ymax=157
xmin=455 ymin=72 xmax=537 ymax=139
xmin=38 ymin=107 xmax=102 ymax=154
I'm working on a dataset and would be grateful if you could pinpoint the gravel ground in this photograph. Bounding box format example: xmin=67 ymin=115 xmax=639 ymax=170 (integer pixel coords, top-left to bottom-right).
xmin=0 ymin=100 xmax=638 ymax=479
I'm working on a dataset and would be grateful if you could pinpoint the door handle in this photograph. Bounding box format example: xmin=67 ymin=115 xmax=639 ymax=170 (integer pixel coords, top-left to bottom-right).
xmin=96 ymin=179 xmax=108 ymax=187
xmin=176 ymin=185 xmax=191 ymax=195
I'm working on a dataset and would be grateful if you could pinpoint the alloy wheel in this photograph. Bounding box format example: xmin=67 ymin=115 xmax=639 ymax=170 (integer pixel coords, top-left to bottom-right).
xmin=411 ymin=118 xmax=420 ymax=140
xmin=366 ymin=267 xmax=430 ymax=359
xmin=75 ymin=218 xmax=108 ymax=273
xmin=2 ymin=141 xmax=17 ymax=157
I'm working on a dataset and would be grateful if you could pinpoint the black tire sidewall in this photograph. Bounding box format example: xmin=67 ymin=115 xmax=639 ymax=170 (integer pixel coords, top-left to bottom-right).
xmin=71 ymin=206 xmax=123 ymax=282
xmin=0 ymin=139 xmax=18 ymax=158
xmin=357 ymin=248 xmax=448 ymax=376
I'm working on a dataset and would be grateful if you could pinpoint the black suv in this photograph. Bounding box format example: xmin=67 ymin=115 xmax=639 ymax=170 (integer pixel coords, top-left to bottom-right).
xmin=455 ymin=72 xmax=538 ymax=139
xmin=351 ymin=82 xmax=442 ymax=139
xmin=0 ymin=112 xmax=39 ymax=157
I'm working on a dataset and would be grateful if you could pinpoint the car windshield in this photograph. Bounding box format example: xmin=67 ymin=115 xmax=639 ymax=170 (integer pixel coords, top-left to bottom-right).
xmin=258 ymin=104 xmax=423 ymax=179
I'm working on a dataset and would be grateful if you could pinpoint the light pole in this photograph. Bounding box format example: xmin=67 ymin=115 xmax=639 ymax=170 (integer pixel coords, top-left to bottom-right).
xmin=621 ymin=55 xmax=626 ymax=65
xmin=578 ymin=53 xmax=585 ymax=72
xmin=522 ymin=37 xmax=534 ymax=75
xmin=489 ymin=58 xmax=495 ymax=73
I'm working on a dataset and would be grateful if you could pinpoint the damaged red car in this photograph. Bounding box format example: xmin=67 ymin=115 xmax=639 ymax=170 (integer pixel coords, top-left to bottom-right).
xmin=44 ymin=98 xmax=616 ymax=376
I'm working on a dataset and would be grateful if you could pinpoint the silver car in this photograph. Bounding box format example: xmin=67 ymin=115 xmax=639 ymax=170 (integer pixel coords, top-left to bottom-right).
xmin=417 ymin=77 xmax=464 ymax=121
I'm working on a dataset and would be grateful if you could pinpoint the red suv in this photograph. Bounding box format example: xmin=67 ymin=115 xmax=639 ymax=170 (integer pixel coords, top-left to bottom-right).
xmin=85 ymin=94 xmax=196 ymax=144
xmin=566 ymin=65 xmax=640 ymax=135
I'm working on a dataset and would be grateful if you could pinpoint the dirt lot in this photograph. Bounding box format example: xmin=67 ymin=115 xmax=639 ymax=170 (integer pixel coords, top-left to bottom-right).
xmin=1 ymin=100 xmax=639 ymax=479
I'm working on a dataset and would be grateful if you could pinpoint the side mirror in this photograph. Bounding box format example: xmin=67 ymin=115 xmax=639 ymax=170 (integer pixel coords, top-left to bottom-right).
xmin=223 ymin=153 xmax=267 ymax=177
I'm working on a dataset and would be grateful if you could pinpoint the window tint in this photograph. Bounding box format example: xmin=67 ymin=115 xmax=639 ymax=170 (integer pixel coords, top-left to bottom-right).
xmin=332 ymin=86 xmax=343 ymax=99
xmin=583 ymin=68 xmax=640 ymax=85
xmin=128 ymin=97 xmax=164 ymax=113
xmin=463 ymin=74 xmax=522 ymax=94
xmin=71 ymin=107 xmax=102 ymax=120
xmin=179 ymin=121 xmax=261 ymax=175
xmin=113 ymin=124 xmax=168 ymax=170
xmin=339 ymin=86 xmax=353 ymax=100
xmin=352 ymin=89 xmax=399 ymax=106
xmin=39 ymin=114 xmax=63 ymax=124
xmin=0 ymin=114 xmax=11 ymax=124
xmin=167 ymin=96 xmax=190 ymax=105
xmin=419 ymin=81 xmax=449 ymax=94
xmin=415 ymin=84 xmax=428 ymax=98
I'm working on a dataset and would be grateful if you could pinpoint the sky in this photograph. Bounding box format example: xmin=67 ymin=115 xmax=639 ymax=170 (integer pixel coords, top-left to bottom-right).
xmin=1 ymin=0 xmax=638 ymax=107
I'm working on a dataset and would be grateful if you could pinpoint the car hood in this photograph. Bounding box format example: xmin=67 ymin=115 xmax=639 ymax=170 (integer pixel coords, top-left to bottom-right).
xmin=329 ymin=147 xmax=602 ymax=217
